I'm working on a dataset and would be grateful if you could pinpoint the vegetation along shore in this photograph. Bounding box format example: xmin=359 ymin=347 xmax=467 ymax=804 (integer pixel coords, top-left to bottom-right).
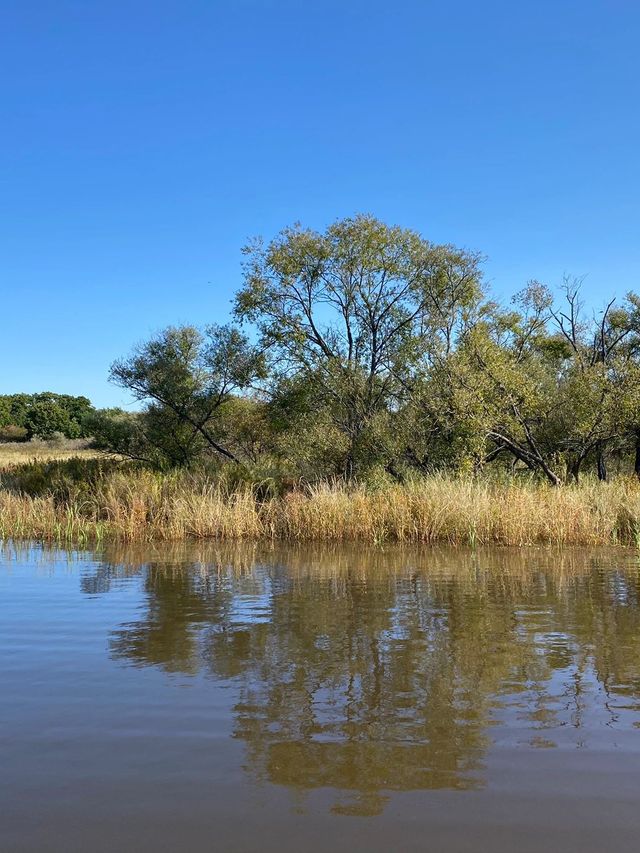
xmin=2 ymin=458 xmax=640 ymax=546
xmin=3 ymin=215 xmax=640 ymax=546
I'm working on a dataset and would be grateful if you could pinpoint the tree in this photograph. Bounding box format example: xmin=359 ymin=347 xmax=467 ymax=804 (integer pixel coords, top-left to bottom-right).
xmin=87 ymin=406 xmax=206 ymax=468
xmin=215 ymin=396 xmax=276 ymax=466
xmin=0 ymin=392 xmax=95 ymax=440
xmin=0 ymin=397 xmax=11 ymax=429
xmin=24 ymin=399 xmax=75 ymax=440
xmin=442 ymin=279 xmax=640 ymax=484
xmin=109 ymin=324 xmax=265 ymax=466
xmin=235 ymin=214 xmax=484 ymax=477
xmin=56 ymin=394 xmax=93 ymax=436
xmin=547 ymin=279 xmax=640 ymax=481
xmin=7 ymin=394 xmax=32 ymax=428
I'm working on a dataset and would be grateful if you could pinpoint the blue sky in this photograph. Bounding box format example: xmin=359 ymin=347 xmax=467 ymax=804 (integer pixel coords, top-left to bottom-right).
xmin=2 ymin=0 xmax=639 ymax=407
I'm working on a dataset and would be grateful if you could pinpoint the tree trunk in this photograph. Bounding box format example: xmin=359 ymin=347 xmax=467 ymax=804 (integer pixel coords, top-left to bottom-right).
xmin=537 ymin=469 xmax=561 ymax=486
xmin=344 ymin=452 xmax=356 ymax=481
xmin=635 ymin=431 xmax=640 ymax=480
xmin=537 ymin=456 xmax=562 ymax=487
xmin=568 ymin=457 xmax=581 ymax=484
xmin=488 ymin=431 xmax=561 ymax=486
xmin=596 ymin=441 xmax=607 ymax=482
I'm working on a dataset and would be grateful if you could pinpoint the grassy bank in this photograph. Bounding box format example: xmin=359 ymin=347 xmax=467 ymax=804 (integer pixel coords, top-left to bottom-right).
xmin=0 ymin=438 xmax=100 ymax=467
xmin=1 ymin=459 xmax=640 ymax=546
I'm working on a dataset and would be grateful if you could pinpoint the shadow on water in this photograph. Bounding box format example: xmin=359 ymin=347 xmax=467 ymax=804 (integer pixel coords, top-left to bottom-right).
xmin=11 ymin=540 xmax=640 ymax=817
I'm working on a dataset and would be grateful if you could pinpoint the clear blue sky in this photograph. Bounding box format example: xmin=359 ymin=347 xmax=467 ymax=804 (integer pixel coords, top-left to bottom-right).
xmin=2 ymin=0 xmax=639 ymax=407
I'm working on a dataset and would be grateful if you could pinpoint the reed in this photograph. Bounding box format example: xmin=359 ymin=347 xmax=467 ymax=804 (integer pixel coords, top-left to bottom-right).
xmin=1 ymin=462 xmax=640 ymax=546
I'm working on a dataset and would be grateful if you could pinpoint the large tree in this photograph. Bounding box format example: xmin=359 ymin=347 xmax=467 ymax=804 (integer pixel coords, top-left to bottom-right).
xmin=235 ymin=214 xmax=484 ymax=477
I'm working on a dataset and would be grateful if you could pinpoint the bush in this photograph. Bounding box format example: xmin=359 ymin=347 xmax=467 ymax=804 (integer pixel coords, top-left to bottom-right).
xmin=0 ymin=425 xmax=29 ymax=443
xmin=24 ymin=401 xmax=76 ymax=440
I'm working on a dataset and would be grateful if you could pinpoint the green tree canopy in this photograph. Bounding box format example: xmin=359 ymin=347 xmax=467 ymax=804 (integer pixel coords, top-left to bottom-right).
xmin=109 ymin=324 xmax=266 ymax=465
xmin=235 ymin=214 xmax=485 ymax=477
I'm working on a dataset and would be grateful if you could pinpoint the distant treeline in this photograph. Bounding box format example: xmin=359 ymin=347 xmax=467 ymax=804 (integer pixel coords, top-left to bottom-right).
xmin=16 ymin=215 xmax=640 ymax=485
xmin=0 ymin=393 xmax=93 ymax=442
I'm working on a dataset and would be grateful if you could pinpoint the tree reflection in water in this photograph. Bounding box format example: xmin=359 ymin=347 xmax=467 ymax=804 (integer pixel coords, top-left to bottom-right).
xmin=85 ymin=544 xmax=640 ymax=816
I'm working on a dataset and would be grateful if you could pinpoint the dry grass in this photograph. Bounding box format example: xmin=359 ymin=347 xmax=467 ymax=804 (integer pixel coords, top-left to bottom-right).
xmin=266 ymin=478 xmax=640 ymax=546
xmin=1 ymin=465 xmax=640 ymax=546
xmin=0 ymin=438 xmax=101 ymax=467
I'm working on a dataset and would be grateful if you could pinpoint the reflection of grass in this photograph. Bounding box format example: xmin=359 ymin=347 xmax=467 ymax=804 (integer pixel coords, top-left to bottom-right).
xmin=1 ymin=460 xmax=640 ymax=545
xmin=0 ymin=438 xmax=100 ymax=467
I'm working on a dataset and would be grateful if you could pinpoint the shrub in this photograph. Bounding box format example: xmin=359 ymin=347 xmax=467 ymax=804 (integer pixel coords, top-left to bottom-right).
xmin=0 ymin=425 xmax=29 ymax=443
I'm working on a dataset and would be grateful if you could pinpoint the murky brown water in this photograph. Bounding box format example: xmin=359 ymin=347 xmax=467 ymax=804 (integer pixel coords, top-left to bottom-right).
xmin=2 ymin=543 xmax=640 ymax=852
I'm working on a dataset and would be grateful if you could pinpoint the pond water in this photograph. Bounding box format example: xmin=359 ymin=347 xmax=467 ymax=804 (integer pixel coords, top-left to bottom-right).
xmin=2 ymin=542 xmax=640 ymax=852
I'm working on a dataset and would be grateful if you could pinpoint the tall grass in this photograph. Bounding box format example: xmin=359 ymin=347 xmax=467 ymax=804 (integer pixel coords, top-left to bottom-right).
xmin=1 ymin=460 xmax=640 ymax=546
xmin=0 ymin=438 xmax=100 ymax=467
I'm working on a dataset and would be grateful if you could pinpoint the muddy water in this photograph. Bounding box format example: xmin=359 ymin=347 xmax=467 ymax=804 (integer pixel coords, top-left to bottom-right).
xmin=2 ymin=543 xmax=640 ymax=852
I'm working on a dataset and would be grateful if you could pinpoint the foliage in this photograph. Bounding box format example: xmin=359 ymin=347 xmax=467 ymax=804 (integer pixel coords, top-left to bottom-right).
xmin=235 ymin=214 xmax=484 ymax=477
xmin=108 ymin=325 xmax=266 ymax=467
xmin=0 ymin=425 xmax=29 ymax=443
xmin=24 ymin=400 xmax=78 ymax=440
xmin=5 ymin=216 xmax=640 ymax=486
xmin=0 ymin=392 xmax=94 ymax=441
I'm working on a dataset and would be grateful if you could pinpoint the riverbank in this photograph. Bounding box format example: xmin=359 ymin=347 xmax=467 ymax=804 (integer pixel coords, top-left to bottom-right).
xmin=1 ymin=460 xmax=640 ymax=546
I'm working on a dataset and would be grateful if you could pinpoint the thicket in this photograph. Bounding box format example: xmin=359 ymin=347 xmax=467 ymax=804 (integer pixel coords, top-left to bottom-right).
xmin=0 ymin=393 xmax=93 ymax=441
xmin=87 ymin=214 xmax=640 ymax=486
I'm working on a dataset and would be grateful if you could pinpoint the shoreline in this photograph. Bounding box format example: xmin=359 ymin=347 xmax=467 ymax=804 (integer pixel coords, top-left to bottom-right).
xmin=2 ymin=466 xmax=640 ymax=547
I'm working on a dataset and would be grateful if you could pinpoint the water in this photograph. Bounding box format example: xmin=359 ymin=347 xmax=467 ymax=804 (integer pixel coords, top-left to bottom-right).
xmin=2 ymin=542 xmax=640 ymax=852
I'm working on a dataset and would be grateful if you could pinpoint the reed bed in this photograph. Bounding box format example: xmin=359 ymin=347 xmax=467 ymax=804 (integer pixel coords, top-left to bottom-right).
xmin=1 ymin=464 xmax=640 ymax=546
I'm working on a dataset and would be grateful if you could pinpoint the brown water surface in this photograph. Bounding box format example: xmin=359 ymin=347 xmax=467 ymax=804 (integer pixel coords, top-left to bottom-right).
xmin=2 ymin=543 xmax=640 ymax=851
